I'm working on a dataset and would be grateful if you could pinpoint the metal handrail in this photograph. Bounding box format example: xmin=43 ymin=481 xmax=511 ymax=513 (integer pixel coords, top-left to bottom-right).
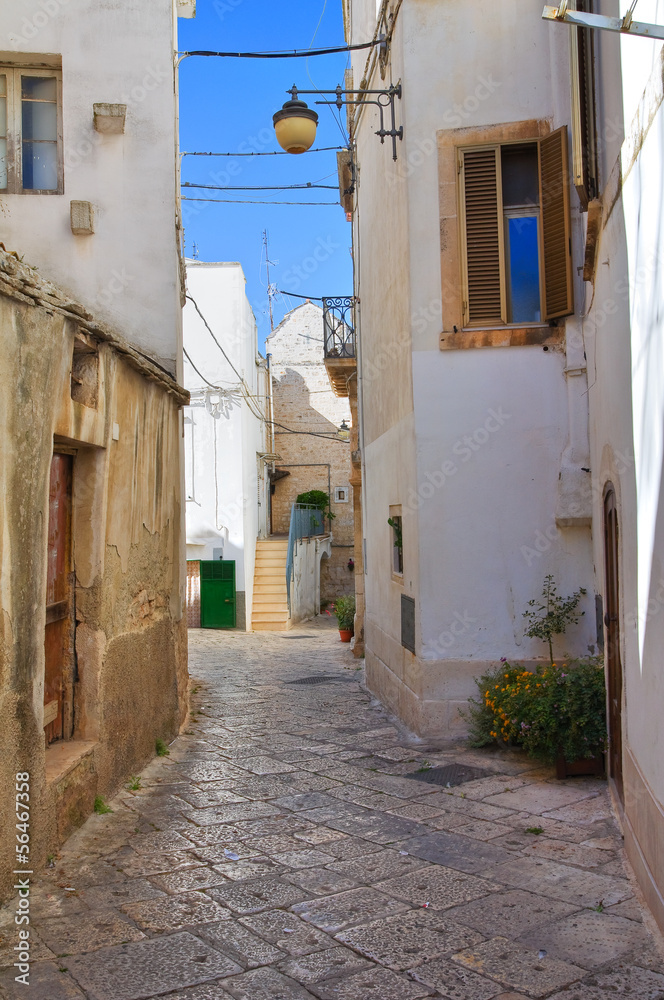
xmin=286 ymin=503 xmax=326 ymax=612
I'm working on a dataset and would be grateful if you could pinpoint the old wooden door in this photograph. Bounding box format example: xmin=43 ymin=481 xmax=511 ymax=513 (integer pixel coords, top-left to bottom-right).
xmin=603 ymin=485 xmax=623 ymax=803
xmin=44 ymin=452 xmax=74 ymax=744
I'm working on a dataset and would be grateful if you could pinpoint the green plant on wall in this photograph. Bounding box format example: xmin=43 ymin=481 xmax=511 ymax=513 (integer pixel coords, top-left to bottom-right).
xmin=523 ymin=575 xmax=586 ymax=664
xmin=387 ymin=517 xmax=403 ymax=551
xmin=296 ymin=490 xmax=335 ymax=523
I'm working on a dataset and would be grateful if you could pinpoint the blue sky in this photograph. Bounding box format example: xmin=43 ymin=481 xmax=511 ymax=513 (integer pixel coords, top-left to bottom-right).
xmin=178 ymin=1 xmax=353 ymax=351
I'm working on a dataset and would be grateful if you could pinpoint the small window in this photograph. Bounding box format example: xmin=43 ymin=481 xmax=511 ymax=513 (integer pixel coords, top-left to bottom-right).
xmin=334 ymin=487 xmax=349 ymax=503
xmin=0 ymin=66 xmax=62 ymax=194
xmin=458 ymin=128 xmax=573 ymax=327
xmin=388 ymin=513 xmax=403 ymax=576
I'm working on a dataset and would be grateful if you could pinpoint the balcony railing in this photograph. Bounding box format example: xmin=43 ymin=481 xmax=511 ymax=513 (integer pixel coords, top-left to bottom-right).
xmin=323 ymin=296 xmax=355 ymax=359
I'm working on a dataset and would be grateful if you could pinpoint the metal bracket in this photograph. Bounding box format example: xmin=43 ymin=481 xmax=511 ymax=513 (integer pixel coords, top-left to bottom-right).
xmin=287 ymin=83 xmax=404 ymax=160
xmin=543 ymin=3 xmax=664 ymax=39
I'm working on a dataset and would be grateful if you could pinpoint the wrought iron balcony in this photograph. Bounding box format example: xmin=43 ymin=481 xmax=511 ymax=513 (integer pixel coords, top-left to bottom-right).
xmin=323 ymin=296 xmax=355 ymax=359
xmin=323 ymin=296 xmax=356 ymax=397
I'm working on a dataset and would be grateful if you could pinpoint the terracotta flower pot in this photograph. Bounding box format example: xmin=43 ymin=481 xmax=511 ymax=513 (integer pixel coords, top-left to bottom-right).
xmin=339 ymin=628 xmax=353 ymax=643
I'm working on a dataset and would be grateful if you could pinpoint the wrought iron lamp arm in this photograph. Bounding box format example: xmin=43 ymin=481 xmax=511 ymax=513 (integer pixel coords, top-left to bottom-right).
xmin=287 ymin=84 xmax=403 ymax=160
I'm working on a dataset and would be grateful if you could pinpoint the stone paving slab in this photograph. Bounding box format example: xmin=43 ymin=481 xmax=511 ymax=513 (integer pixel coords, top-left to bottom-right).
xmin=451 ymin=936 xmax=585 ymax=996
xmin=334 ymin=908 xmax=483 ymax=971
xmin=66 ymin=932 xmax=241 ymax=1000
xmin=485 ymin=856 xmax=633 ymax=908
xmin=2 ymin=621 xmax=662 ymax=1000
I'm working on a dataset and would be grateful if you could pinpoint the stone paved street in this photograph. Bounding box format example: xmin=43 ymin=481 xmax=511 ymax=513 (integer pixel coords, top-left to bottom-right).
xmin=2 ymin=619 xmax=663 ymax=999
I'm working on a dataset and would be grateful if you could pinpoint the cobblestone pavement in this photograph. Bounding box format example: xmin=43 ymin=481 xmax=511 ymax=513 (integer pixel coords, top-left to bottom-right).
xmin=2 ymin=618 xmax=663 ymax=1000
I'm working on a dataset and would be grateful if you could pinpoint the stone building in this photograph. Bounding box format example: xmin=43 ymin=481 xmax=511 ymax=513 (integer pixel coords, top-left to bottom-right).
xmin=267 ymin=302 xmax=354 ymax=605
xmin=0 ymin=0 xmax=190 ymax=899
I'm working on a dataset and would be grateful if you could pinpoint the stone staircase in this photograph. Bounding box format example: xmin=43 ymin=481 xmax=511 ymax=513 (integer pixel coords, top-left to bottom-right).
xmin=251 ymin=537 xmax=291 ymax=631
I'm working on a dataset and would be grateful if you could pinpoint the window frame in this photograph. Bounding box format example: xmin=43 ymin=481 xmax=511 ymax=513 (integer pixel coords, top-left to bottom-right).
xmin=0 ymin=65 xmax=63 ymax=195
xmin=457 ymin=132 xmax=571 ymax=330
xmin=437 ymin=118 xmax=570 ymax=351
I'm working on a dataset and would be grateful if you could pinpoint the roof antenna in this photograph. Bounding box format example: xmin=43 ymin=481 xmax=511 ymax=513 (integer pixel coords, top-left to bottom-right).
xmin=263 ymin=229 xmax=277 ymax=332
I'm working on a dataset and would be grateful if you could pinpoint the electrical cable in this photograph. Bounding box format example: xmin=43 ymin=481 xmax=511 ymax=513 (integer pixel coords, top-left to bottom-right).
xmin=186 ymin=294 xmax=245 ymax=383
xmin=275 ymin=289 xmax=324 ymax=300
xmin=181 ymin=147 xmax=343 ymax=157
xmin=182 ymin=182 xmax=339 ymax=191
xmin=179 ymin=42 xmax=378 ymax=60
xmin=182 ymin=197 xmax=340 ymax=206
xmin=185 ymin=296 xmax=349 ymax=440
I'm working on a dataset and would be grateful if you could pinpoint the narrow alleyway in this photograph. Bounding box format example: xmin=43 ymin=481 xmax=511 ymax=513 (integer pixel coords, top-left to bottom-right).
xmin=2 ymin=619 xmax=663 ymax=1000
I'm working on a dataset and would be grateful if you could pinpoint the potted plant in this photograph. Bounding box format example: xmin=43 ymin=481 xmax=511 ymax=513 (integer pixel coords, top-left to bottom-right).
xmin=463 ymin=657 xmax=607 ymax=777
xmin=333 ymin=595 xmax=356 ymax=642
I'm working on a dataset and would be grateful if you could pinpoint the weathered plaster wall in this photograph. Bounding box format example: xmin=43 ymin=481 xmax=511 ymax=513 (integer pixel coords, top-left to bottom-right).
xmin=267 ymin=304 xmax=354 ymax=604
xmin=0 ymin=255 xmax=187 ymax=901
xmin=0 ymin=0 xmax=183 ymax=373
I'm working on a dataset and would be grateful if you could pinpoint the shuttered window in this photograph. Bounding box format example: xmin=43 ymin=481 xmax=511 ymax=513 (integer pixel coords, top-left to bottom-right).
xmin=459 ymin=127 xmax=573 ymax=326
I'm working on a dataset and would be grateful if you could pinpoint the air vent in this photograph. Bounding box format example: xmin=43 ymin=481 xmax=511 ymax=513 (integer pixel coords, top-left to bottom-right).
xmin=406 ymin=763 xmax=491 ymax=787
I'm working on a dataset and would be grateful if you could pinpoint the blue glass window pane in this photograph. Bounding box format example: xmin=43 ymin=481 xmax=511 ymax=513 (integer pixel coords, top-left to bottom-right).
xmin=22 ymin=142 xmax=58 ymax=190
xmin=22 ymin=100 xmax=57 ymax=141
xmin=507 ymin=216 xmax=541 ymax=323
xmin=21 ymin=76 xmax=57 ymax=101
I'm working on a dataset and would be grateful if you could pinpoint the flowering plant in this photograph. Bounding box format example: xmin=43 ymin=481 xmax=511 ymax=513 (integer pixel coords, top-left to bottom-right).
xmin=463 ymin=657 xmax=607 ymax=764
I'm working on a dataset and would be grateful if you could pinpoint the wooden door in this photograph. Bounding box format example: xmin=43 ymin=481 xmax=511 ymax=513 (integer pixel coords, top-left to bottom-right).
xmin=44 ymin=452 xmax=74 ymax=744
xmin=603 ymin=485 xmax=623 ymax=802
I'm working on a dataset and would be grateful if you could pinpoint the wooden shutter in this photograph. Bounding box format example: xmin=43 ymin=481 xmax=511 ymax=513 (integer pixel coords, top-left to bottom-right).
xmin=539 ymin=127 xmax=574 ymax=319
xmin=460 ymin=146 xmax=505 ymax=326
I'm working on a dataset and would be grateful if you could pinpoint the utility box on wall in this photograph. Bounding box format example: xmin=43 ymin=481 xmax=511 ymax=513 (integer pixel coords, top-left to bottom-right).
xmin=200 ymin=560 xmax=236 ymax=629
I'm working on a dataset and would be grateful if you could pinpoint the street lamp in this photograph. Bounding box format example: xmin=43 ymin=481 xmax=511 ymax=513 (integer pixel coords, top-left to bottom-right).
xmin=273 ymin=83 xmax=403 ymax=160
xmin=272 ymin=95 xmax=319 ymax=154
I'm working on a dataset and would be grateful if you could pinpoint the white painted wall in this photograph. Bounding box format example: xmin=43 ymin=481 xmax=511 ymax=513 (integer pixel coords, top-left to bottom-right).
xmin=584 ymin=4 xmax=664 ymax=810
xmin=183 ymin=261 xmax=269 ymax=628
xmin=0 ymin=0 xmax=183 ymax=372
xmin=349 ymin=0 xmax=596 ymax=735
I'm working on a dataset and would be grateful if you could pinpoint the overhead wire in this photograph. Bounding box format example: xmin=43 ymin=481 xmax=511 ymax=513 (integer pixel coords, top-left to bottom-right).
xmin=181 ymin=147 xmax=343 ymax=157
xmin=182 ymin=182 xmax=338 ymax=191
xmin=179 ymin=41 xmax=379 ymax=60
xmin=182 ymin=197 xmax=340 ymax=205
xmin=184 ymin=295 xmax=348 ymax=440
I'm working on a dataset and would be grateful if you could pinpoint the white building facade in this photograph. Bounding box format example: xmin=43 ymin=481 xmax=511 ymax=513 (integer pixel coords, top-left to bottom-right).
xmin=346 ymin=0 xmax=596 ymax=738
xmin=183 ymin=261 xmax=271 ymax=630
xmin=343 ymin=0 xmax=664 ymax=939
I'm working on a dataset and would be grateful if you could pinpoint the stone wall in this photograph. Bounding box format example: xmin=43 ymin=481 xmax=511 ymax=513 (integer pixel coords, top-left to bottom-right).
xmin=267 ymin=304 xmax=355 ymax=605
xmin=0 ymin=250 xmax=188 ymax=901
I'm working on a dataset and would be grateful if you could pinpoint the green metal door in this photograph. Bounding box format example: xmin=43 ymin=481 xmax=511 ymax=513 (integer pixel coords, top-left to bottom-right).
xmin=200 ymin=560 xmax=236 ymax=628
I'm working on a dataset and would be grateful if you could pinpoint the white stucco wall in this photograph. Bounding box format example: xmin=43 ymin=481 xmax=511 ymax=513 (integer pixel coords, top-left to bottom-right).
xmin=183 ymin=261 xmax=269 ymax=628
xmin=0 ymin=0 xmax=183 ymax=372
xmin=350 ymin=0 xmax=596 ymax=735
xmin=584 ymin=5 xmax=664 ymax=808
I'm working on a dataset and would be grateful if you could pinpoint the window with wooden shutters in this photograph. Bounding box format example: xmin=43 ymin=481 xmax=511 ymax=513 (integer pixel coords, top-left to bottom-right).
xmin=571 ymin=0 xmax=598 ymax=210
xmin=458 ymin=129 xmax=573 ymax=326
xmin=460 ymin=147 xmax=505 ymax=326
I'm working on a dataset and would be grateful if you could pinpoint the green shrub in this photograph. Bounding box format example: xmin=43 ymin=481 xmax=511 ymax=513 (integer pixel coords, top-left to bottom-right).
xmin=155 ymin=738 xmax=170 ymax=757
xmin=333 ymin=595 xmax=356 ymax=630
xmin=464 ymin=657 xmax=607 ymax=764
xmin=296 ymin=490 xmax=335 ymax=522
xmin=94 ymin=796 xmax=112 ymax=814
